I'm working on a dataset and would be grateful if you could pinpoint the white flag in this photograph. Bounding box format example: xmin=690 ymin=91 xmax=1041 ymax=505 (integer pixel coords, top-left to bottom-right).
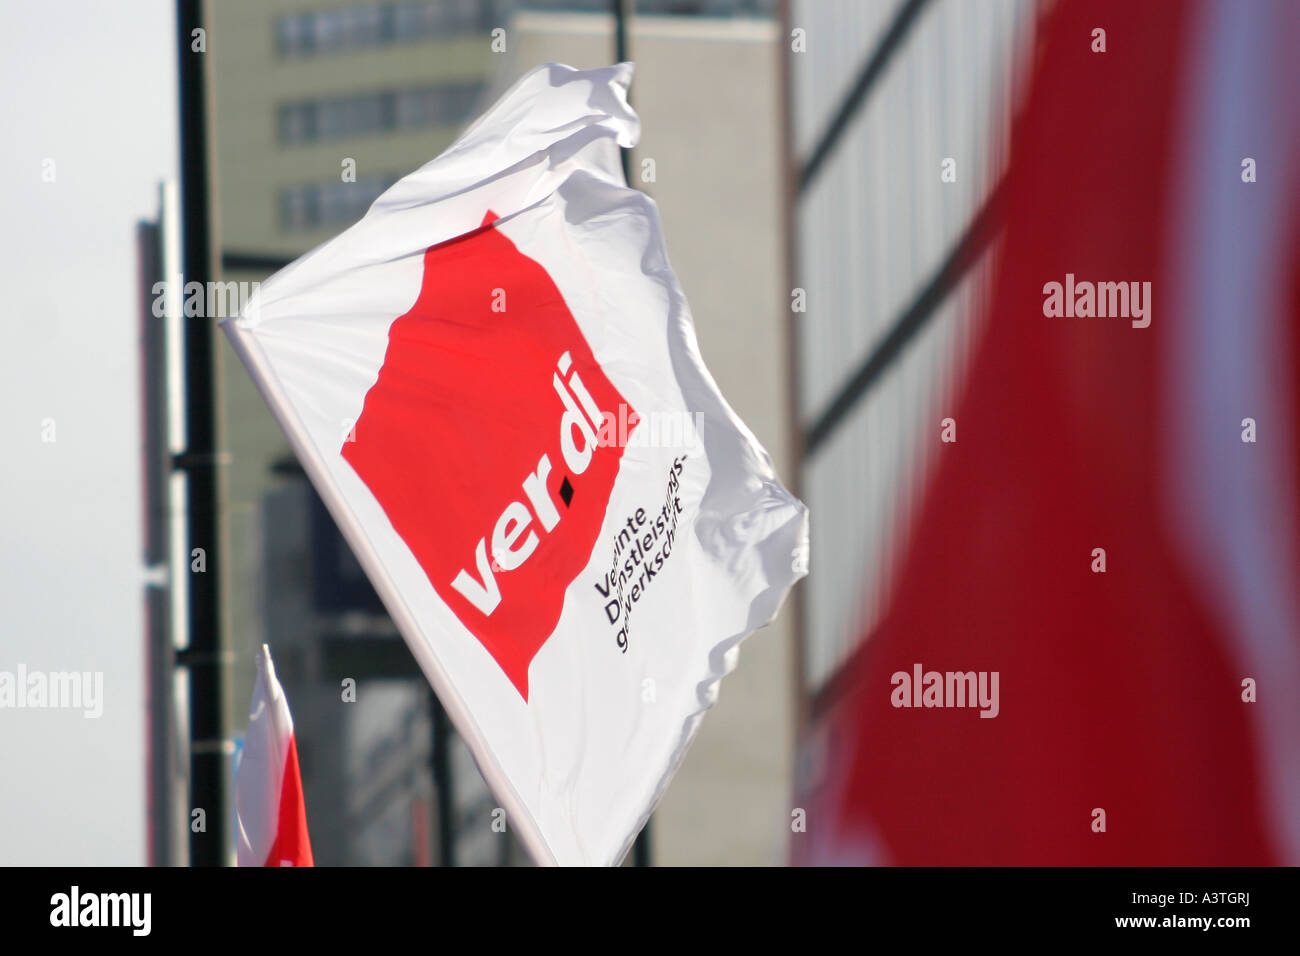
xmin=223 ymin=63 xmax=808 ymax=865
xmin=236 ymin=644 xmax=313 ymax=867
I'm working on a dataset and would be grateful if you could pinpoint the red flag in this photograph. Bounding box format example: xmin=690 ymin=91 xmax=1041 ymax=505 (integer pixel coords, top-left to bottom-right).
xmin=796 ymin=0 xmax=1300 ymax=865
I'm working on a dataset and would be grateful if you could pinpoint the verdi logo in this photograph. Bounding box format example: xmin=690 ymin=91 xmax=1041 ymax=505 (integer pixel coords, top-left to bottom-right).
xmin=343 ymin=212 xmax=634 ymax=700
xmin=448 ymin=348 xmax=612 ymax=616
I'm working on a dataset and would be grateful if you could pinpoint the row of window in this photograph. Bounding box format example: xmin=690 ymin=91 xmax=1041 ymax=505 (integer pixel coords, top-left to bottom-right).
xmin=276 ymin=1 xmax=490 ymax=57
xmin=512 ymin=0 xmax=777 ymax=14
xmin=278 ymin=82 xmax=485 ymax=144
xmin=279 ymin=175 xmax=401 ymax=231
xmin=275 ymin=0 xmax=777 ymax=59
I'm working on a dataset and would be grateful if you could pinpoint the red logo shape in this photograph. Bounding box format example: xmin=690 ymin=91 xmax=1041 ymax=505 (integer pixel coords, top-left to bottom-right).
xmin=342 ymin=212 xmax=633 ymax=699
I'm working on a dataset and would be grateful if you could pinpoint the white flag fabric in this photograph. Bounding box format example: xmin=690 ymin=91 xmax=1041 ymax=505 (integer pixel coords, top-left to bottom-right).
xmin=236 ymin=644 xmax=313 ymax=866
xmin=223 ymin=62 xmax=808 ymax=866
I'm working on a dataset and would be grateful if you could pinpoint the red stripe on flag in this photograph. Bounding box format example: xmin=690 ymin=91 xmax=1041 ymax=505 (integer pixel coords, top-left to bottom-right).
xmin=342 ymin=211 xmax=634 ymax=700
xmin=797 ymin=0 xmax=1279 ymax=865
xmin=264 ymin=736 xmax=314 ymax=868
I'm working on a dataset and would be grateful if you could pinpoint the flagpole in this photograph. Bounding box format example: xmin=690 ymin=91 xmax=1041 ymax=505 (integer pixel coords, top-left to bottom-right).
xmin=175 ymin=0 xmax=227 ymax=867
xmin=612 ymin=0 xmax=651 ymax=869
xmin=614 ymin=0 xmax=633 ymax=186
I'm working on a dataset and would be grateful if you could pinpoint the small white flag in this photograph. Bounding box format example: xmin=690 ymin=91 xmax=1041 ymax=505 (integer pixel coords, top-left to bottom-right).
xmin=236 ymin=644 xmax=313 ymax=867
xmin=223 ymin=63 xmax=808 ymax=865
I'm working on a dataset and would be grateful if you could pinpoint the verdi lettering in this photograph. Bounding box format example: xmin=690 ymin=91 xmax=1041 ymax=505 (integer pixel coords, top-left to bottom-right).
xmin=451 ymin=351 xmax=608 ymax=616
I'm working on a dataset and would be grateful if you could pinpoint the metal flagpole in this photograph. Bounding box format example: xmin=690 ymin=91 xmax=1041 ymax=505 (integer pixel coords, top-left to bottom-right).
xmin=175 ymin=0 xmax=227 ymax=867
xmin=612 ymin=0 xmax=651 ymax=869
xmin=614 ymin=0 xmax=634 ymax=187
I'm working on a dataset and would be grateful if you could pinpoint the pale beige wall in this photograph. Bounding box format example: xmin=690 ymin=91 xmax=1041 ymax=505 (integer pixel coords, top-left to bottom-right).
xmin=209 ymin=0 xmax=492 ymax=258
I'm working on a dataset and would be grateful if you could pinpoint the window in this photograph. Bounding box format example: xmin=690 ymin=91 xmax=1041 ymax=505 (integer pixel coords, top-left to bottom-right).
xmin=518 ymin=0 xmax=776 ymax=15
xmin=278 ymin=82 xmax=485 ymax=145
xmin=275 ymin=1 xmax=775 ymax=60
xmin=276 ymin=1 xmax=487 ymax=58
xmin=279 ymin=175 xmax=403 ymax=232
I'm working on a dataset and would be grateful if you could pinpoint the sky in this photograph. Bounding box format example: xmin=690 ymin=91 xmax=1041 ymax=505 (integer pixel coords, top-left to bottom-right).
xmin=0 ymin=1 xmax=175 ymax=864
